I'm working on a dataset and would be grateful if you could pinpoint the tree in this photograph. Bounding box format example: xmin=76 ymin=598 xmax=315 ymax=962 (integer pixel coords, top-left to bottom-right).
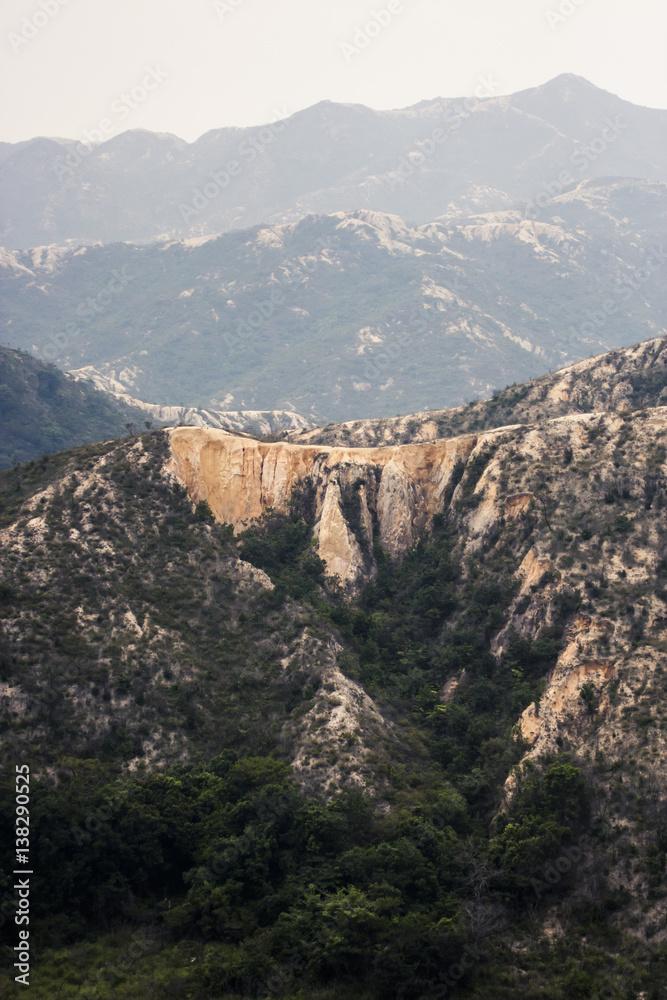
xmin=580 ymin=681 xmax=597 ymax=715
xmin=194 ymin=499 xmax=214 ymax=522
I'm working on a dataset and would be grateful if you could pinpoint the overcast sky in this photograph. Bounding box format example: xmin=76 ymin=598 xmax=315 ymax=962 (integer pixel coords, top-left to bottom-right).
xmin=2 ymin=0 xmax=666 ymax=144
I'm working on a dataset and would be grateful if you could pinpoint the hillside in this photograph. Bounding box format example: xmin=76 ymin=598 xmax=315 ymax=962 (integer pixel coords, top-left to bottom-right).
xmin=289 ymin=334 xmax=667 ymax=446
xmin=1 ymin=338 xmax=666 ymax=997
xmin=0 ymin=345 xmax=162 ymax=468
xmin=1 ymin=178 xmax=665 ymax=422
xmin=0 ymin=345 xmax=311 ymax=468
xmin=2 ymin=75 xmax=666 ymax=248
xmin=67 ymin=366 xmax=311 ymax=437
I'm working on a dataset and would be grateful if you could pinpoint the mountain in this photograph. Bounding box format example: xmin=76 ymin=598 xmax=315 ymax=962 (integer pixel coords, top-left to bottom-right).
xmin=289 ymin=334 xmax=667 ymax=446
xmin=1 ymin=178 xmax=665 ymax=422
xmin=0 ymin=345 xmax=162 ymax=468
xmin=67 ymin=367 xmax=311 ymax=437
xmin=0 ymin=345 xmax=310 ymax=469
xmin=1 ymin=338 xmax=666 ymax=996
xmin=1 ymin=75 xmax=666 ymax=249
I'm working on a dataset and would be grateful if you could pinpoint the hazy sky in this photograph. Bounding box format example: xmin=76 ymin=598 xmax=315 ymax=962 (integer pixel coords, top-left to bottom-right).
xmin=2 ymin=0 xmax=666 ymax=144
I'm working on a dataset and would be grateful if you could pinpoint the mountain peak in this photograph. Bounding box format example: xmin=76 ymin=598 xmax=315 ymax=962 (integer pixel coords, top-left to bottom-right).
xmin=513 ymin=73 xmax=622 ymax=104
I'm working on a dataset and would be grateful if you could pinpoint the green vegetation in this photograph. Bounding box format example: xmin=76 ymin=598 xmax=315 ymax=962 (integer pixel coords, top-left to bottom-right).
xmin=1 ymin=409 xmax=666 ymax=996
xmin=3 ymin=207 xmax=665 ymax=425
xmin=0 ymin=346 xmax=160 ymax=469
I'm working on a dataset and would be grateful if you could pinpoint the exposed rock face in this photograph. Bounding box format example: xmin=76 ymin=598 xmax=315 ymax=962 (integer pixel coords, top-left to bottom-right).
xmin=68 ymin=367 xmax=311 ymax=436
xmin=166 ymin=426 xmax=483 ymax=590
xmin=166 ymin=403 xmax=667 ymax=845
xmin=285 ymin=633 xmax=393 ymax=797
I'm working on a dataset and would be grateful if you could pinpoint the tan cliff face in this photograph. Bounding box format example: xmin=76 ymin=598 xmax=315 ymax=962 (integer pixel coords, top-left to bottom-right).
xmin=165 ymin=426 xmax=485 ymax=590
xmin=166 ymin=408 xmax=667 ymax=823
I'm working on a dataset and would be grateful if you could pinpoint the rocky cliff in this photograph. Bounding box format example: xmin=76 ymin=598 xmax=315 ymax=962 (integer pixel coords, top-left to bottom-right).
xmin=166 ymin=426 xmax=484 ymax=590
xmin=2 ymin=374 xmax=667 ymax=964
xmin=166 ymin=405 xmax=667 ymax=858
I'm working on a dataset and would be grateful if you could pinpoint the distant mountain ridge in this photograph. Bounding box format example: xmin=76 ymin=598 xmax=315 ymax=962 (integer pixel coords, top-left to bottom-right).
xmin=1 ymin=178 xmax=665 ymax=422
xmin=0 ymin=346 xmax=311 ymax=469
xmin=1 ymin=315 xmax=667 ymax=997
xmin=289 ymin=334 xmax=667 ymax=447
xmin=68 ymin=365 xmax=310 ymax=437
xmin=2 ymin=75 xmax=666 ymax=248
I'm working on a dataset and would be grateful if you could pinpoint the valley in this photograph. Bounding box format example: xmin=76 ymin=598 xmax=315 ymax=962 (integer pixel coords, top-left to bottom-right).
xmin=1 ymin=64 xmax=666 ymax=999
xmin=1 ymin=337 xmax=666 ymax=997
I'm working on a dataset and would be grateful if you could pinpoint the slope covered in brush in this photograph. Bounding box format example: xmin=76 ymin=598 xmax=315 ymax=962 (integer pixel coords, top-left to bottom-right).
xmin=1 ymin=361 xmax=666 ymax=996
xmin=0 ymin=345 xmax=160 ymax=468
xmin=293 ymin=334 xmax=667 ymax=447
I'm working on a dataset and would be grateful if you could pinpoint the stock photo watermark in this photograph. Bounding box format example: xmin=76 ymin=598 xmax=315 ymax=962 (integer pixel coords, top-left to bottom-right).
xmin=340 ymin=1 xmax=404 ymax=63
xmin=213 ymin=0 xmax=248 ymax=17
xmin=35 ymin=267 xmax=134 ymax=361
xmin=179 ymin=108 xmax=289 ymax=224
xmin=8 ymin=0 xmax=73 ymax=53
xmin=13 ymin=764 xmax=32 ymax=987
xmin=78 ymin=929 xmax=160 ymax=1000
xmin=523 ymin=116 xmax=627 ymax=219
xmin=359 ymin=272 xmax=465 ymax=388
xmin=360 ymin=310 xmax=429 ymax=385
xmin=591 ymin=939 xmax=659 ymax=1000
xmin=376 ymin=76 xmax=500 ymax=191
xmin=531 ymin=832 xmax=592 ymax=899
xmin=567 ymin=245 xmax=666 ymax=343
xmin=196 ymin=791 xmax=293 ymax=886
xmin=545 ymin=0 xmax=591 ymax=29
xmin=397 ymin=943 xmax=483 ymax=1000
xmin=223 ymin=236 xmax=329 ymax=349
xmin=53 ymin=66 xmax=169 ymax=179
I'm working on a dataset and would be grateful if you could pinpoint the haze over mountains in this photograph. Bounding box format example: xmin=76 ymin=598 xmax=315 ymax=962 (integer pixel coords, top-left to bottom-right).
xmin=0 ymin=74 xmax=665 ymax=426
xmin=1 ymin=176 xmax=665 ymax=422
xmin=2 ymin=65 xmax=667 ymax=998
xmin=1 ymin=75 xmax=666 ymax=249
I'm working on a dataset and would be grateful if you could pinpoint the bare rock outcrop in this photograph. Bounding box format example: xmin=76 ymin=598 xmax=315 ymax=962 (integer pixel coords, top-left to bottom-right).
xmin=166 ymin=426 xmax=480 ymax=591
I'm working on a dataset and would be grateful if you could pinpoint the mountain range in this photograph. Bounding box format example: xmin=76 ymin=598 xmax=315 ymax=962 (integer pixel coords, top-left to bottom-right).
xmin=0 ymin=346 xmax=310 ymax=469
xmin=1 ymin=177 xmax=665 ymax=423
xmin=2 ymin=67 xmax=667 ymax=1000
xmin=1 ymin=334 xmax=666 ymax=997
xmin=1 ymin=75 xmax=665 ymax=428
xmin=2 ymin=75 xmax=666 ymax=249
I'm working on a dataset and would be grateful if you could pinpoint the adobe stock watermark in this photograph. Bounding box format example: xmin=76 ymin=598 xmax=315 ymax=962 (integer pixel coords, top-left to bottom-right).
xmin=8 ymin=0 xmax=73 ymax=53
xmin=35 ymin=268 xmax=134 ymax=361
xmin=53 ymin=66 xmax=168 ymax=180
xmin=523 ymin=116 xmax=626 ymax=219
xmin=361 ymin=313 xmax=431 ymax=385
xmin=360 ymin=275 xmax=464 ymax=386
xmin=223 ymin=236 xmax=329 ymax=350
xmin=71 ymin=786 xmax=135 ymax=848
xmin=78 ymin=929 xmax=161 ymax=1000
xmin=591 ymin=939 xmax=659 ymax=1000
xmin=376 ymin=76 xmax=500 ymax=191
xmin=545 ymin=0 xmax=590 ymax=29
xmin=213 ymin=0 xmax=247 ymax=17
xmin=531 ymin=832 xmax=592 ymax=899
xmin=179 ymin=108 xmax=289 ymax=224
xmin=567 ymin=245 xmax=666 ymax=343
xmin=193 ymin=791 xmax=293 ymax=887
xmin=396 ymin=944 xmax=483 ymax=1000
xmin=340 ymin=2 xmax=404 ymax=63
